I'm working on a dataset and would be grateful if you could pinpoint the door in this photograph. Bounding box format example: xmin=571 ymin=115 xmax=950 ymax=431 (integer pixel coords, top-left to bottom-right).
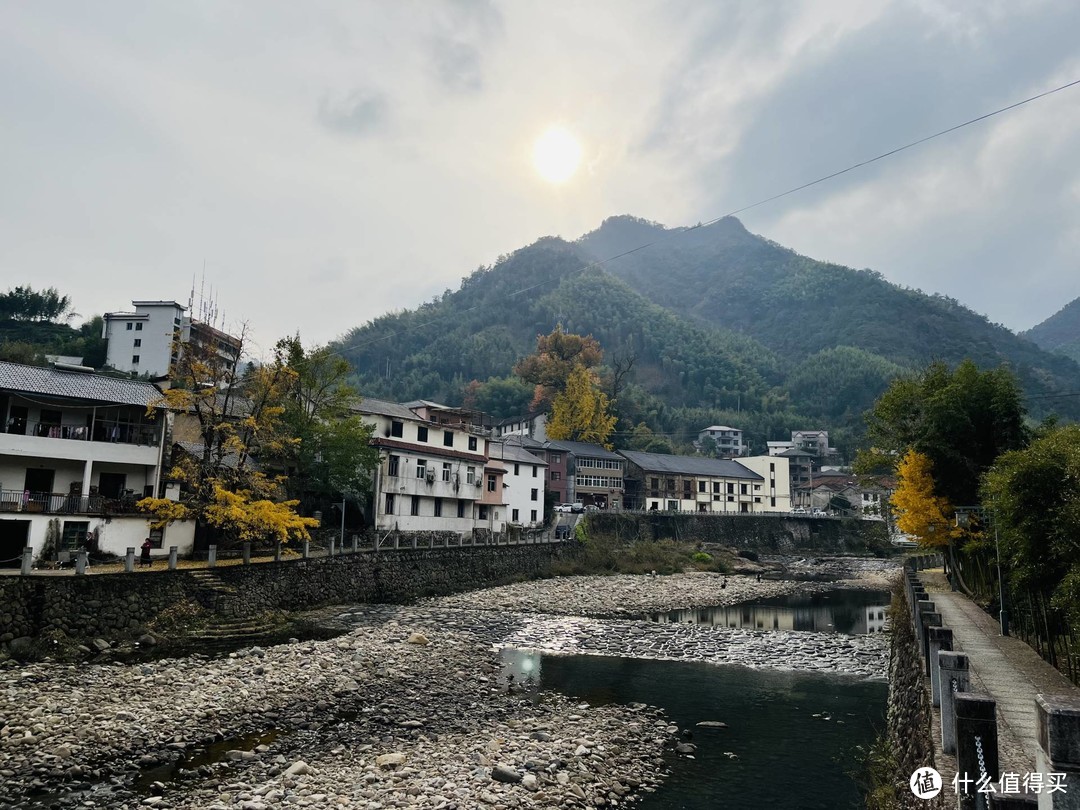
xmin=98 ymin=472 xmax=127 ymax=499
xmin=6 ymin=405 xmax=27 ymax=435
xmin=0 ymin=520 xmax=30 ymax=568
xmin=24 ymin=468 xmax=55 ymax=495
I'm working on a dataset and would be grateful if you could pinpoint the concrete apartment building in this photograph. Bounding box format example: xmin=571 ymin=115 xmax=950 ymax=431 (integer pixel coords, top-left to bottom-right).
xmin=697 ymin=425 xmax=747 ymax=457
xmin=618 ymin=450 xmax=771 ymax=513
xmin=489 ymin=440 xmax=547 ymax=527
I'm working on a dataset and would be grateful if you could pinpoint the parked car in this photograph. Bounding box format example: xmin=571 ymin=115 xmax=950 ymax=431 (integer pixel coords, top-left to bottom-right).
xmin=554 ymin=503 xmax=572 ymax=513
xmin=571 ymin=502 xmax=585 ymax=513
xmin=583 ymin=504 xmax=601 ymax=513
xmin=791 ymin=507 xmax=809 ymax=515
xmin=811 ymin=508 xmax=826 ymax=516
xmin=554 ymin=524 xmax=572 ymax=539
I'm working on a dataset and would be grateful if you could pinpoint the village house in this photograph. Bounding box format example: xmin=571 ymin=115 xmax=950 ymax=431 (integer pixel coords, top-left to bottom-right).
xmin=696 ymin=424 xmax=747 ymax=457
xmin=618 ymin=450 xmax=771 ymax=513
xmin=0 ymin=360 xmax=194 ymax=565
xmin=489 ymin=440 xmax=547 ymax=528
xmin=544 ymin=439 xmax=625 ymax=509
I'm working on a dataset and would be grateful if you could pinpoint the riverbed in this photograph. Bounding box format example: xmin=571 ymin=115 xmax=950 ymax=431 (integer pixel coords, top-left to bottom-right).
xmin=0 ymin=565 xmax=899 ymax=808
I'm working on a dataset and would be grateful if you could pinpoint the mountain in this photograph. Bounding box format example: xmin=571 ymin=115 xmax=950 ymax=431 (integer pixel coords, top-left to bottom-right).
xmin=333 ymin=216 xmax=1080 ymax=455
xmin=1024 ymin=297 xmax=1080 ymax=363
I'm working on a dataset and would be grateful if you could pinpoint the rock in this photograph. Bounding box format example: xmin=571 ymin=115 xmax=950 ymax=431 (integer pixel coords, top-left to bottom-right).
xmin=695 ymin=721 xmax=728 ymax=728
xmin=138 ymin=634 xmax=158 ymax=646
xmin=406 ymin=632 xmax=429 ymax=645
xmin=8 ymin=637 xmax=34 ymax=658
xmin=574 ymin=745 xmax=591 ymax=757
xmin=491 ymin=764 xmax=522 ymax=784
xmin=284 ymin=760 xmax=313 ymax=776
xmin=522 ymin=773 xmax=538 ymax=791
xmin=375 ymin=753 xmax=406 ymax=769
xmin=92 ymin=638 xmax=110 ymax=652
xmin=675 ymin=743 xmax=696 ymax=754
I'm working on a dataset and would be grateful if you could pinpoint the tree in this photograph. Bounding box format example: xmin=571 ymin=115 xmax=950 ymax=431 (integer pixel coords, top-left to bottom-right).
xmin=0 ymin=286 xmax=71 ymax=322
xmin=546 ymin=364 xmax=617 ymax=448
xmin=890 ymin=450 xmax=960 ymax=547
xmin=271 ymin=337 xmax=379 ymax=511
xmin=860 ymin=360 xmax=1028 ymax=506
xmin=514 ymin=326 xmax=603 ymax=410
xmin=981 ymin=425 xmax=1080 ymax=620
xmin=138 ymin=330 xmax=318 ymax=548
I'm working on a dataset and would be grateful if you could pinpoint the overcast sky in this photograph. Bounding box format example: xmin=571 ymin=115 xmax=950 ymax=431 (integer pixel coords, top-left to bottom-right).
xmin=3 ymin=1 xmax=1079 ymax=357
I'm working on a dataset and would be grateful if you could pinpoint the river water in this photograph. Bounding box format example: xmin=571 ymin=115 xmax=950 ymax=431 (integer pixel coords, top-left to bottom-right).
xmin=501 ymin=588 xmax=890 ymax=809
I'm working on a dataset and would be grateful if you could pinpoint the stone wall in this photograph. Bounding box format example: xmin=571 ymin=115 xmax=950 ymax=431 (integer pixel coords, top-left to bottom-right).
xmin=885 ymin=583 xmax=944 ymax=810
xmin=0 ymin=544 xmax=569 ymax=645
xmin=586 ymin=512 xmax=889 ymax=553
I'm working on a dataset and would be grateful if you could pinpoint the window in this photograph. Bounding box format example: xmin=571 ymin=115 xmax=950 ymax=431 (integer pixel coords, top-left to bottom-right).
xmin=487 ymin=474 xmax=497 ymax=492
xmin=530 ymin=488 xmax=538 ymax=501
xmin=390 ymin=420 xmax=403 ymax=438
xmin=434 ymin=499 xmax=443 ymax=517
xmin=417 ymin=426 xmax=428 ymax=442
xmin=468 ymin=436 xmax=477 ymax=451
xmin=148 ymin=527 xmax=164 ymax=549
xmin=754 ymin=497 xmax=761 ymax=503
xmin=62 ymin=521 xmax=90 ymax=551
xmin=754 ymin=484 xmax=761 ymax=491
xmin=457 ymin=500 xmax=466 ymax=518
xmin=512 ymin=508 xmax=519 ymax=522
xmin=727 ymin=482 xmax=734 ymax=494
xmin=466 ymin=467 xmax=475 ymax=484
xmin=126 ymin=322 xmax=133 ymax=331
xmin=651 ymin=478 xmax=659 ymax=490
xmin=666 ymin=478 xmax=675 ymax=490
xmin=551 ymin=453 xmax=562 ymax=463
xmin=410 ymin=496 xmax=419 ymax=516
xmin=416 ymin=459 xmax=427 ymax=479
xmin=740 ymin=484 xmax=748 ymax=495
xmin=385 ymin=493 xmax=395 ymax=515
xmin=478 ymin=505 xmax=488 ymax=520
xmin=387 ymin=455 xmax=400 ymax=476
xmin=135 ymin=322 xmax=143 ymax=331
xmin=713 ymin=482 xmax=720 ymax=494
xmin=530 ymin=509 xmax=537 ymax=522
xmin=698 ymin=481 xmax=706 ymax=493
xmin=514 ymin=463 xmax=520 ymax=475
xmin=133 ymin=339 xmax=141 ymax=347
xmin=443 ymin=430 xmax=454 ymax=447
xmin=441 ymin=462 xmax=452 ymax=482
xmin=770 ymin=497 xmax=776 ymax=508
xmin=532 ymin=465 xmax=538 ymax=478
xmin=769 ymin=463 xmax=775 ymax=473
xmin=550 ymin=471 xmax=561 ymax=481
xmin=131 ymin=355 xmax=140 ymax=364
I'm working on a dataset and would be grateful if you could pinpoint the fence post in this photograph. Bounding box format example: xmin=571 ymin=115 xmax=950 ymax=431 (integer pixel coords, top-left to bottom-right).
xmin=940 ymin=651 xmax=971 ymax=754
xmin=208 ymin=544 xmax=217 ymax=568
xmin=242 ymin=541 xmax=251 ymax=565
xmin=20 ymin=547 xmax=32 ymax=575
xmin=75 ymin=550 xmax=87 ymax=575
xmin=302 ymin=540 xmax=309 ymax=560
xmin=928 ymin=626 xmax=953 ymax=707
xmin=274 ymin=541 xmax=281 ymax=562
xmin=168 ymin=546 xmax=178 ymax=571
xmin=125 ymin=548 xmax=135 ymax=573
xmin=328 ymin=537 xmax=335 ymax=557
xmin=955 ymin=694 xmax=998 ymax=809
xmin=352 ymin=534 xmax=358 ymax=554
xmin=922 ymin=612 xmax=942 ymax=675
xmin=1035 ymin=694 xmax=1080 ymax=810
xmin=916 ymin=600 xmax=936 ymax=660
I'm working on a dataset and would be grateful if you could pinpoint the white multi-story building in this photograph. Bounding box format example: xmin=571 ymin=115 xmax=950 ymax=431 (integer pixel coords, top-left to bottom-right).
xmin=735 ymin=455 xmax=792 ymax=512
xmin=495 ymin=411 xmax=549 ymax=442
xmin=102 ymin=299 xmax=242 ymax=378
xmin=490 ymin=440 xmax=547 ymax=527
xmin=0 ymin=361 xmax=194 ymax=564
xmin=354 ymin=398 xmax=507 ymax=537
xmin=697 ymin=425 xmax=747 ymax=457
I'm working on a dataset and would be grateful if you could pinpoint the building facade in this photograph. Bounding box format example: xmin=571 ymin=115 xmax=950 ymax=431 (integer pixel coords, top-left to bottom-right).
xmin=354 ymin=398 xmax=507 ymax=537
xmin=490 ymin=441 xmax=547 ymax=527
xmin=618 ymin=450 xmax=768 ymax=513
xmin=0 ymin=361 xmax=194 ymax=564
xmin=697 ymin=425 xmax=747 ymax=457
xmin=544 ymin=440 xmax=624 ymax=509
xmin=735 ymin=455 xmax=792 ymax=512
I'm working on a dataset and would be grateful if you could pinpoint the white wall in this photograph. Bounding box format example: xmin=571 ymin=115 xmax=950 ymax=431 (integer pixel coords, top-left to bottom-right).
xmin=1 ymin=514 xmax=195 ymax=560
xmin=503 ymin=460 xmax=546 ymax=527
xmin=738 ymin=456 xmax=792 ymax=512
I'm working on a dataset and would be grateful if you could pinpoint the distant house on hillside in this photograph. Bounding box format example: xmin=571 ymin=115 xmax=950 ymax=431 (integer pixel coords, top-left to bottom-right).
xmin=496 ymin=411 xmax=549 ymax=442
xmin=696 ymin=425 xmax=747 ymax=457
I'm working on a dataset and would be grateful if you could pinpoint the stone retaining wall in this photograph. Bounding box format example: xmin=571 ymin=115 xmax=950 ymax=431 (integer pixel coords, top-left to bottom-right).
xmin=587 ymin=512 xmax=889 ymax=553
xmin=0 ymin=544 xmax=569 ymax=645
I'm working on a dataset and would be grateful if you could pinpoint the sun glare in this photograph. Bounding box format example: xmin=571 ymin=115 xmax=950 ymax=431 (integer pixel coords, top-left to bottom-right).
xmin=532 ymin=125 xmax=583 ymax=184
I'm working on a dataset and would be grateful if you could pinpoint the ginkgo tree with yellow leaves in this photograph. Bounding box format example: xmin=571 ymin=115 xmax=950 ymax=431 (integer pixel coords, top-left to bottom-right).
xmin=890 ymin=449 xmax=961 ymax=547
xmin=546 ymin=363 xmax=618 ymax=448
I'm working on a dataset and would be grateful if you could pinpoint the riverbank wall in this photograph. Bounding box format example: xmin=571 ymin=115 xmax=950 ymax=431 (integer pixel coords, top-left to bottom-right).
xmin=588 ymin=512 xmax=889 ymax=553
xmin=0 ymin=544 xmax=569 ymax=645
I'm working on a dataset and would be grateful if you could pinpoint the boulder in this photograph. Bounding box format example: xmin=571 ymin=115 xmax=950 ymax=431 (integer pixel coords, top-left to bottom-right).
xmin=491 ymin=764 xmax=522 ymax=784
xmin=406 ymin=632 xmax=429 ymax=646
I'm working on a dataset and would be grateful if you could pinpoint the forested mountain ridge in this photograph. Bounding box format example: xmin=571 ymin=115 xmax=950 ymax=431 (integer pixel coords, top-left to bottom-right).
xmin=333 ymin=217 xmax=1080 ymax=455
xmin=1024 ymin=297 xmax=1080 ymax=363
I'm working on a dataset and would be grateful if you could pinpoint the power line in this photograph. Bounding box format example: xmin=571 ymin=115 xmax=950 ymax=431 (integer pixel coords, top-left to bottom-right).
xmin=341 ymin=76 xmax=1080 ymax=354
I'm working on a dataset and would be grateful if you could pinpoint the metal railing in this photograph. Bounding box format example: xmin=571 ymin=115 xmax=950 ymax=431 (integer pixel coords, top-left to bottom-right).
xmin=0 ymin=489 xmax=142 ymax=516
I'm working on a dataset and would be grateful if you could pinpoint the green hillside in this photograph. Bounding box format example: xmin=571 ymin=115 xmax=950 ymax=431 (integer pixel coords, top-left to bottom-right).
xmin=1024 ymin=297 xmax=1080 ymax=364
xmin=333 ymin=217 xmax=1080 ymax=456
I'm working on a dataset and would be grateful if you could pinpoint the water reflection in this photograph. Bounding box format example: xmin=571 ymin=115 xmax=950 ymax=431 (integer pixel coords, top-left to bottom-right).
xmin=648 ymin=589 xmax=890 ymax=635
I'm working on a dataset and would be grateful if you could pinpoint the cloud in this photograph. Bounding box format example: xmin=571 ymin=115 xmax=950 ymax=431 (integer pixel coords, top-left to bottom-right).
xmin=427 ymin=0 xmax=504 ymax=94
xmin=317 ymin=89 xmax=389 ymax=136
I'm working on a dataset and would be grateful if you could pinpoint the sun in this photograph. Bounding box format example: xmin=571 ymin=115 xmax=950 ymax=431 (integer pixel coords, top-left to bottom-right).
xmin=532 ymin=125 xmax=583 ymax=184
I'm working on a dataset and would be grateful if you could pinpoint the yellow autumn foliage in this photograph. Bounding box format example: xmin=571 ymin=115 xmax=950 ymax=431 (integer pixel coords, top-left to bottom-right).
xmin=546 ymin=364 xmax=617 ymax=449
xmin=890 ymin=449 xmax=961 ymax=547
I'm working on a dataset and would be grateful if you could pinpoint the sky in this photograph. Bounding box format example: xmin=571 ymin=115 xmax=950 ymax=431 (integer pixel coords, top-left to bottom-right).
xmin=3 ymin=1 xmax=1079 ymax=358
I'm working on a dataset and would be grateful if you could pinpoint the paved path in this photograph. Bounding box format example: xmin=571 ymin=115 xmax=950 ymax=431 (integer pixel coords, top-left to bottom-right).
xmin=922 ymin=569 xmax=1080 ymax=774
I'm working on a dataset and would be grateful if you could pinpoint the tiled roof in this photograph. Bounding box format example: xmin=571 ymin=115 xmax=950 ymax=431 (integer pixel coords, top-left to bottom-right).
xmin=490 ymin=441 xmax=548 ymax=466
xmin=618 ymin=450 xmax=763 ymax=480
xmin=543 ymin=439 xmax=622 ymax=460
xmin=350 ymin=397 xmax=422 ymax=421
xmin=0 ymin=361 xmax=162 ymax=407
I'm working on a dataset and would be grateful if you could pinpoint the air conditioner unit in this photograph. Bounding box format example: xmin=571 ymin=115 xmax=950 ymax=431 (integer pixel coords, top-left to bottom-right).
xmin=425 ymin=472 xmax=435 ymax=483
xmin=474 ymin=480 xmax=482 ymax=488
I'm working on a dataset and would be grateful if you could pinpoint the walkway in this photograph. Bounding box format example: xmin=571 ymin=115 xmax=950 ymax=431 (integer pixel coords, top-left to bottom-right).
xmin=921 ymin=569 xmax=1080 ymax=774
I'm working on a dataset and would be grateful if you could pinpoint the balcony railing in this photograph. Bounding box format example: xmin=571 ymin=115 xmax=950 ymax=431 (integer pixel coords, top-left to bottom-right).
xmin=3 ymin=421 xmax=160 ymax=446
xmin=0 ymin=489 xmax=143 ymax=516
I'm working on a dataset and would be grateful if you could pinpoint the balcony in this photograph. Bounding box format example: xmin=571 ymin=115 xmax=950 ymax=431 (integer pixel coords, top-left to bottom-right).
xmin=0 ymin=489 xmax=144 ymax=516
xmin=7 ymin=420 xmax=160 ymax=446
xmin=1 ymin=422 xmax=161 ymax=466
